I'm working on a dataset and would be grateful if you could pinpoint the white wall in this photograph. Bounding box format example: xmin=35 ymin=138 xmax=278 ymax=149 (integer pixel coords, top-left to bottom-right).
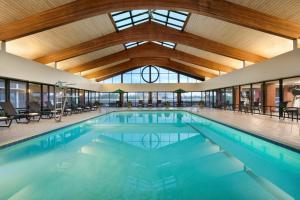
xmin=199 ymin=49 xmax=300 ymax=91
xmin=0 ymin=52 xmax=100 ymax=91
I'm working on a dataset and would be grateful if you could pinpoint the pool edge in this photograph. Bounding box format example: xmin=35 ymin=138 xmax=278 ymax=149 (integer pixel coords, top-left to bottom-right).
xmin=1 ymin=108 xmax=299 ymax=154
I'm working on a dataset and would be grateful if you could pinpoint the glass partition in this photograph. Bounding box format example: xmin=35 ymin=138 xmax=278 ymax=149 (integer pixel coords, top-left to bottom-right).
xmin=10 ymin=81 xmax=27 ymax=109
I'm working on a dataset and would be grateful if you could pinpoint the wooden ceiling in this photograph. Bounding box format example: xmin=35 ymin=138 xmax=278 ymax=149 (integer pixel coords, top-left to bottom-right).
xmin=0 ymin=0 xmax=299 ymax=81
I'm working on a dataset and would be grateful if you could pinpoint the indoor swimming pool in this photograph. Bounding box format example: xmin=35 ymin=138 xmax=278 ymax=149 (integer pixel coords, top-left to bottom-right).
xmin=0 ymin=111 xmax=299 ymax=200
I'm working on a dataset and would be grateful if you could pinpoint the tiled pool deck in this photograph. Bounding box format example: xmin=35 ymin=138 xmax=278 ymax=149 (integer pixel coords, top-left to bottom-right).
xmin=0 ymin=107 xmax=300 ymax=151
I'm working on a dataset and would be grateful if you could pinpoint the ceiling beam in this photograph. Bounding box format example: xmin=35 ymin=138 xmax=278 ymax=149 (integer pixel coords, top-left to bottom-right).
xmin=66 ymin=42 xmax=235 ymax=74
xmin=35 ymin=22 xmax=266 ymax=64
xmin=85 ymin=57 xmax=217 ymax=80
xmin=1 ymin=0 xmax=300 ymax=41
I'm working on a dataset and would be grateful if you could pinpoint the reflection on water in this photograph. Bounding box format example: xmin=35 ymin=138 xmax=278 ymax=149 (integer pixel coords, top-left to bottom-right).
xmin=0 ymin=111 xmax=299 ymax=200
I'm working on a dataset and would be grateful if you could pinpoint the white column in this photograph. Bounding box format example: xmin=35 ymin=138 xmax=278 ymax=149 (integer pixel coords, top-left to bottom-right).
xmin=218 ymin=70 xmax=221 ymax=76
xmin=54 ymin=62 xmax=58 ymax=69
xmin=293 ymin=39 xmax=298 ymax=50
xmin=1 ymin=41 xmax=6 ymax=52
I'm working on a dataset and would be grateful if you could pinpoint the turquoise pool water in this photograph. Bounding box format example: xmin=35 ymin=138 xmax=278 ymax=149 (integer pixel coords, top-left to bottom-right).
xmin=0 ymin=111 xmax=300 ymax=200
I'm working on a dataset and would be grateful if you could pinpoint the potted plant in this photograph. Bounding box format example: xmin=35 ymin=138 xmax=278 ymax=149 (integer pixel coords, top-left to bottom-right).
xmin=198 ymin=100 xmax=205 ymax=109
xmin=127 ymin=101 xmax=132 ymax=109
xmin=165 ymin=101 xmax=170 ymax=109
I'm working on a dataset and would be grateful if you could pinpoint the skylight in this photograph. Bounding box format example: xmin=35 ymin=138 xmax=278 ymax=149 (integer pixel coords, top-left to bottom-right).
xmin=111 ymin=9 xmax=189 ymax=49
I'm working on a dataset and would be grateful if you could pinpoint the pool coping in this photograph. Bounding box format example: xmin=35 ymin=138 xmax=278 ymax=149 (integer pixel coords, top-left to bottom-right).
xmin=0 ymin=108 xmax=299 ymax=153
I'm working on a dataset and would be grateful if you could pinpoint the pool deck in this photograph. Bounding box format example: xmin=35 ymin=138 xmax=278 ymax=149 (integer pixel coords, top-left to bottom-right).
xmin=0 ymin=107 xmax=300 ymax=151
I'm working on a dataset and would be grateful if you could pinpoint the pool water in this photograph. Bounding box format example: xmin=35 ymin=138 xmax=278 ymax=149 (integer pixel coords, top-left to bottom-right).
xmin=0 ymin=111 xmax=300 ymax=200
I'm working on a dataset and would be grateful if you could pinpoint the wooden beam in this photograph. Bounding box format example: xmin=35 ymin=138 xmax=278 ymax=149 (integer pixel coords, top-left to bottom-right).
xmin=35 ymin=22 xmax=266 ymax=64
xmin=85 ymin=57 xmax=217 ymax=80
xmin=0 ymin=0 xmax=299 ymax=41
xmin=66 ymin=42 xmax=235 ymax=74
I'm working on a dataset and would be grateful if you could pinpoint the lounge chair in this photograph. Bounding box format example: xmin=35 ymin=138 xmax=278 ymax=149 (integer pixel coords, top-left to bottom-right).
xmin=29 ymin=102 xmax=54 ymax=119
xmin=0 ymin=116 xmax=13 ymax=127
xmin=71 ymin=105 xmax=83 ymax=114
xmin=0 ymin=102 xmax=41 ymax=123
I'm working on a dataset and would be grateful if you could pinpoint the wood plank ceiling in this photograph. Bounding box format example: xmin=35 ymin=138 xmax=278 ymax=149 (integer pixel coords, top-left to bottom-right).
xmin=0 ymin=0 xmax=299 ymax=81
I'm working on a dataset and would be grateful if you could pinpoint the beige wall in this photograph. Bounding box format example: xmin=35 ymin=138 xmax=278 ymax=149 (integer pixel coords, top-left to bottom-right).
xmin=199 ymin=49 xmax=300 ymax=91
xmin=1 ymin=48 xmax=300 ymax=93
xmin=0 ymin=52 xmax=100 ymax=91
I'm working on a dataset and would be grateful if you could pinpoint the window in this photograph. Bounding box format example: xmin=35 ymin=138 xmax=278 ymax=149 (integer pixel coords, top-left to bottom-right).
xmin=99 ymin=66 xmax=203 ymax=84
xmin=192 ymin=92 xmax=201 ymax=106
xmin=85 ymin=91 xmax=89 ymax=104
xmin=182 ymin=92 xmax=192 ymax=106
xmin=111 ymin=10 xmax=189 ymax=49
xmin=240 ymin=85 xmax=251 ymax=108
xmin=42 ymin=85 xmax=49 ymax=108
xmin=225 ymin=88 xmax=233 ymax=106
xmin=10 ymin=81 xmax=27 ymax=109
xmin=0 ymin=79 xmax=5 ymax=102
xmin=79 ymin=90 xmax=84 ymax=105
xmin=49 ymin=86 xmax=55 ymax=106
xmin=283 ymin=78 xmax=300 ymax=108
xmin=100 ymin=93 xmax=109 ymax=107
xmin=265 ymin=80 xmax=280 ymax=116
xmin=252 ymin=83 xmax=263 ymax=111
xmin=233 ymin=86 xmax=240 ymax=110
xmin=109 ymin=93 xmax=119 ymax=106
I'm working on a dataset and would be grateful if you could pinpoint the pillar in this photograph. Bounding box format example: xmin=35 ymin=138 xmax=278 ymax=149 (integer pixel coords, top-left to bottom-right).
xmin=1 ymin=41 xmax=6 ymax=52
xmin=293 ymin=39 xmax=298 ymax=50
xmin=54 ymin=62 xmax=58 ymax=69
xmin=242 ymin=60 xmax=246 ymax=68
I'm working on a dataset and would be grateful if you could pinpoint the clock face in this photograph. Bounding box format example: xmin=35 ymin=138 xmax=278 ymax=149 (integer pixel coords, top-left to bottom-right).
xmin=141 ymin=65 xmax=159 ymax=83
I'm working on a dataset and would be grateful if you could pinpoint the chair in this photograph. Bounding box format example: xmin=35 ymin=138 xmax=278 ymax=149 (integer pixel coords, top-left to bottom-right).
xmin=252 ymin=101 xmax=261 ymax=114
xmin=157 ymin=100 xmax=162 ymax=107
xmin=0 ymin=102 xmax=41 ymax=123
xmin=147 ymin=100 xmax=153 ymax=107
xmin=0 ymin=116 xmax=13 ymax=127
xmin=138 ymin=100 xmax=144 ymax=107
